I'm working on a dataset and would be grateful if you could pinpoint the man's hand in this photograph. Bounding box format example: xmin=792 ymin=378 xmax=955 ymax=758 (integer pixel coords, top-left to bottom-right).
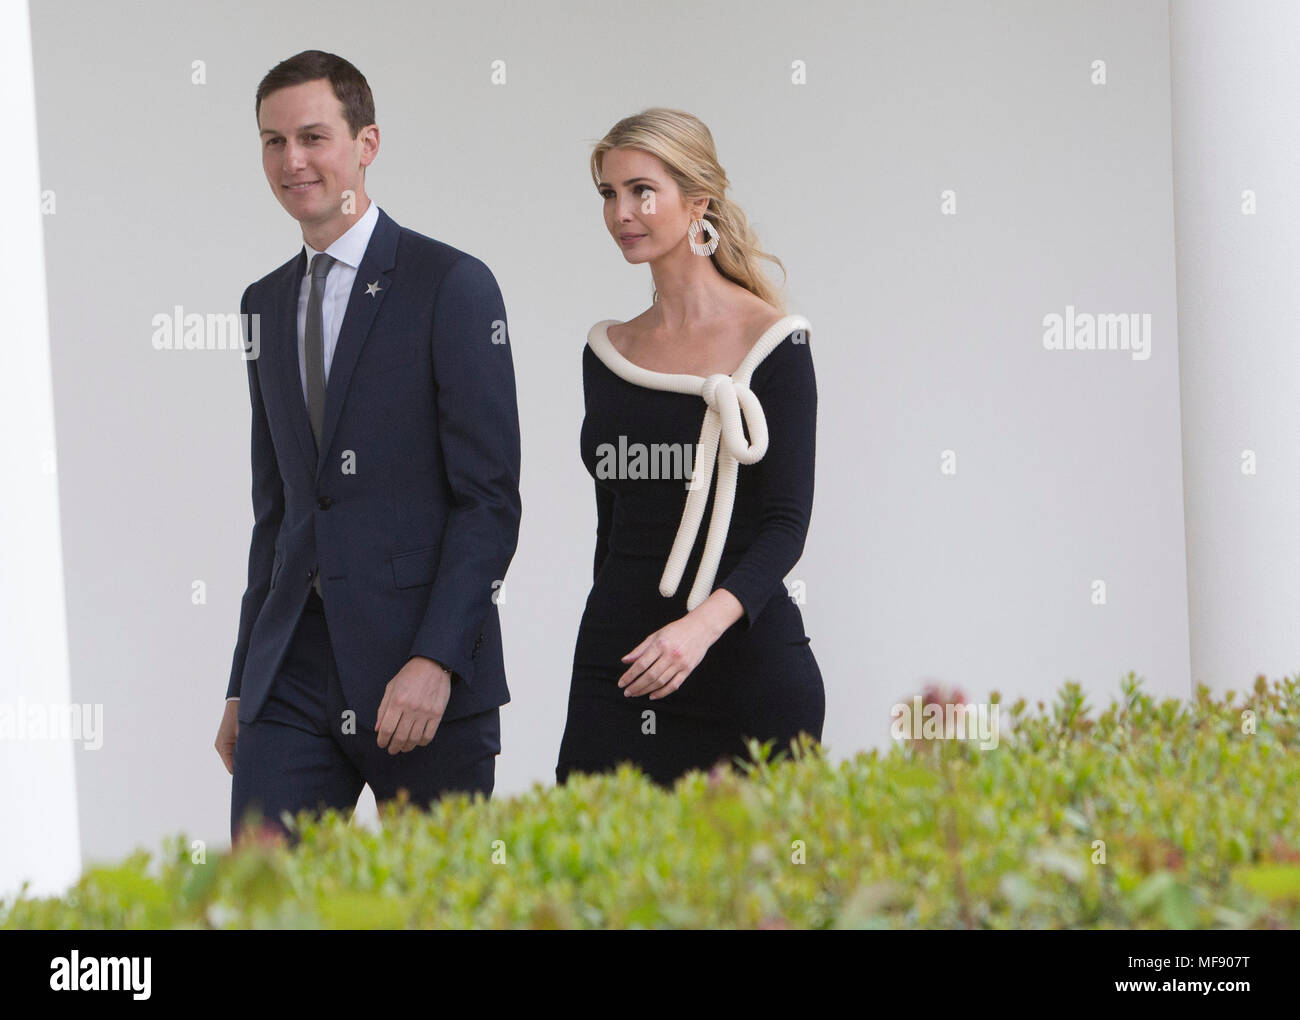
xmin=215 ymin=700 xmax=239 ymax=775
xmin=375 ymin=657 xmax=452 ymax=754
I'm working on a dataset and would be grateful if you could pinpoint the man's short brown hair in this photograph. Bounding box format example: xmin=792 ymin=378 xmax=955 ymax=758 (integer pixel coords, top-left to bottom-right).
xmin=255 ymin=50 xmax=375 ymax=138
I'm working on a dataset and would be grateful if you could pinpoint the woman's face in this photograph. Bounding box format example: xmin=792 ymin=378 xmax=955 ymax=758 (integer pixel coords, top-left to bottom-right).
xmin=598 ymin=147 xmax=706 ymax=264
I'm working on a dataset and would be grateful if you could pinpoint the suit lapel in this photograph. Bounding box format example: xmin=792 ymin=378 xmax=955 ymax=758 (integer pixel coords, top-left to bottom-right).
xmin=270 ymin=207 xmax=401 ymax=484
xmin=315 ymin=207 xmax=398 ymax=476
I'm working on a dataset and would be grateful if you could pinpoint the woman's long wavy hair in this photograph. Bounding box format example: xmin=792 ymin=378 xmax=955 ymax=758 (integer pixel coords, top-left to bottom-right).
xmin=590 ymin=108 xmax=787 ymax=312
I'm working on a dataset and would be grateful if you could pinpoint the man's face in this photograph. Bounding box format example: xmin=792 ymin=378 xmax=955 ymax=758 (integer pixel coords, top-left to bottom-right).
xmin=258 ymin=78 xmax=374 ymax=231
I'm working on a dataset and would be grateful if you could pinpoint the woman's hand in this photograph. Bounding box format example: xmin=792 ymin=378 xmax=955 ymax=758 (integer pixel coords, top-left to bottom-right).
xmin=618 ymin=589 xmax=744 ymax=699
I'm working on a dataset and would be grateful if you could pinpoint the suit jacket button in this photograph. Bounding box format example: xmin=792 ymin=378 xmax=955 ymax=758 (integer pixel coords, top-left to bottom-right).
xmin=317 ymin=496 xmax=334 ymax=509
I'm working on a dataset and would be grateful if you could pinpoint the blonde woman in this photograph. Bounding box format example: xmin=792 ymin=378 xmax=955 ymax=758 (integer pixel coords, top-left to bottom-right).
xmin=556 ymin=108 xmax=824 ymax=786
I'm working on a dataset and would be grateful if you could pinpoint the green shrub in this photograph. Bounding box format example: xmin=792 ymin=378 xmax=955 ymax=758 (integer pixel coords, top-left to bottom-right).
xmin=4 ymin=674 xmax=1298 ymax=928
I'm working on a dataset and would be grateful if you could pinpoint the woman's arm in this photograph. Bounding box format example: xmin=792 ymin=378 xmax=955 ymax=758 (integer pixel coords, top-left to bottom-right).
xmin=593 ymin=478 xmax=613 ymax=583
xmin=713 ymin=331 xmax=817 ymax=629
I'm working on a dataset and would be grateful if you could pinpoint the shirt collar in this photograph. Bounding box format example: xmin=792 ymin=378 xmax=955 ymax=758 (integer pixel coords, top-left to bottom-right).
xmin=302 ymin=199 xmax=380 ymax=271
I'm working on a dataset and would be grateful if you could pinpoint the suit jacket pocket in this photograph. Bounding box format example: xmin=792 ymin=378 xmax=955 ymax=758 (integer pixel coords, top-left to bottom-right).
xmin=391 ymin=545 xmax=441 ymax=589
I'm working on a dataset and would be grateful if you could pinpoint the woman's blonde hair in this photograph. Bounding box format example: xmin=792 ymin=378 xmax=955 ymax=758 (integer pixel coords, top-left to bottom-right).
xmin=590 ymin=108 xmax=786 ymax=312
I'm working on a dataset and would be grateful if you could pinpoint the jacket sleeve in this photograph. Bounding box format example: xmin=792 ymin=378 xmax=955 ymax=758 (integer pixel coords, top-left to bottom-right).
xmin=408 ymin=255 xmax=522 ymax=683
xmin=715 ymin=331 xmax=817 ymax=628
xmin=227 ymin=284 xmax=284 ymax=698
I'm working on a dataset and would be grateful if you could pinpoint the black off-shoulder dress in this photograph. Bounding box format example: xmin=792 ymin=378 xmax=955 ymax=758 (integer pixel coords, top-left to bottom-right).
xmin=555 ymin=316 xmax=825 ymax=787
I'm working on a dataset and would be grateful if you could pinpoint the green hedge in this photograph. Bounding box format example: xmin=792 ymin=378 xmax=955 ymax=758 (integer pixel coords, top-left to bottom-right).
xmin=4 ymin=674 xmax=1299 ymax=928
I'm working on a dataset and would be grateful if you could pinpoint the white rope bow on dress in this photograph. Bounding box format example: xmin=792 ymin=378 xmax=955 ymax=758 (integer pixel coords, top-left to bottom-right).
xmin=586 ymin=314 xmax=812 ymax=610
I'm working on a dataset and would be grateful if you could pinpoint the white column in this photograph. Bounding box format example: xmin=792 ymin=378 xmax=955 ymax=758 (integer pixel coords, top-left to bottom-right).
xmin=0 ymin=0 xmax=82 ymax=897
xmin=1171 ymin=1 xmax=1300 ymax=692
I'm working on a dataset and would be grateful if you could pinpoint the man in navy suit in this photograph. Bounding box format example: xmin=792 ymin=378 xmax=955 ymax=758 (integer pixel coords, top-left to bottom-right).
xmin=214 ymin=50 xmax=521 ymax=843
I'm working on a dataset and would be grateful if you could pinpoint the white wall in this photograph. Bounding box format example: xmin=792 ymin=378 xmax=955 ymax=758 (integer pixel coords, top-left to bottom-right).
xmin=1171 ymin=0 xmax=1300 ymax=694
xmin=1 ymin=0 xmax=82 ymax=897
xmin=12 ymin=0 xmax=1195 ymax=889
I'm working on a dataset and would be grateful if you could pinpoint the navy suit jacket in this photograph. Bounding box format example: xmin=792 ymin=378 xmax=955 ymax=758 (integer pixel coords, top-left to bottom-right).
xmin=227 ymin=206 xmax=521 ymax=730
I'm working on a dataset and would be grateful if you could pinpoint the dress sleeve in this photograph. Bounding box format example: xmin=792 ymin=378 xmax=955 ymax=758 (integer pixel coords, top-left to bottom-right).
xmin=594 ymin=479 xmax=614 ymax=584
xmin=715 ymin=331 xmax=817 ymax=628
xmin=584 ymin=343 xmax=615 ymax=585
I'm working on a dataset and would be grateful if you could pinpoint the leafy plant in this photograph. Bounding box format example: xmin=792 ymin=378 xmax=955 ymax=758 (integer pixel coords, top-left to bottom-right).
xmin=4 ymin=674 xmax=1297 ymax=929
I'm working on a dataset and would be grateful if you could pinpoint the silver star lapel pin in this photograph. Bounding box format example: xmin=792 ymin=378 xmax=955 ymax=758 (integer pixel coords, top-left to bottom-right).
xmin=365 ymin=280 xmax=383 ymax=297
